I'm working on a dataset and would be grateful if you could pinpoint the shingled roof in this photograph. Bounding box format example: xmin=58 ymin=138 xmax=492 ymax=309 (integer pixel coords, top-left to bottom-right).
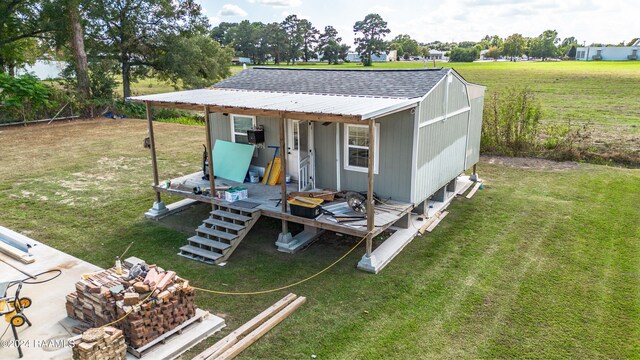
xmin=213 ymin=67 xmax=450 ymax=99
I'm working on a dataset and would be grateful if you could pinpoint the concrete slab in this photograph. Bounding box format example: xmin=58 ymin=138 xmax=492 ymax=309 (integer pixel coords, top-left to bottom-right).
xmin=0 ymin=230 xmax=225 ymax=360
xmin=358 ymin=175 xmax=474 ymax=274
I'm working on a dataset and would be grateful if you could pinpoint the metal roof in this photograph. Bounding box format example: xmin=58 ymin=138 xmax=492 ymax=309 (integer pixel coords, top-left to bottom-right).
xmin=129 ymin=88 xmax=420 ymax=121
xmin=213 ymin=67 xmax=449 ymax=98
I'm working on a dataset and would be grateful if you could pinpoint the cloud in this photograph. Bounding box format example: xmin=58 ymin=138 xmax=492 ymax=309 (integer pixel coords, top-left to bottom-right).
xmin=218 ymin=4 xmax=248 ymax=16
xmin=367 ymin=5 xmax=395 ymax=14
xmin=249 ymin=0 xmax=302 ymax=7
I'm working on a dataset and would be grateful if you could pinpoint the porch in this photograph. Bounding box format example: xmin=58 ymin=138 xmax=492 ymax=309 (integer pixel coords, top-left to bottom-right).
xmin=153 ymin=171 xmax=414 ymax=239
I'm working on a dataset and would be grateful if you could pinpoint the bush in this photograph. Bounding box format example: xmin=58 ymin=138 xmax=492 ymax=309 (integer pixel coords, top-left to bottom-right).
xmin=449 ymin=47 xmax=479 ymax=62
xmin=481 ymin=86 xmax=542 ymax=155
xmin=0 ymin=74 xmax=54 ymax=123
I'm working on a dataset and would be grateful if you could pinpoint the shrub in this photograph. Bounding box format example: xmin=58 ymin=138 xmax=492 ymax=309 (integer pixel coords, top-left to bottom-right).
xmin=449 ymin=47 xmax=479 ymax=62
xmin=0 ymin=74 xmax=53 ymax=123
xmin=481 ymin=86 xmax=542 ymax=155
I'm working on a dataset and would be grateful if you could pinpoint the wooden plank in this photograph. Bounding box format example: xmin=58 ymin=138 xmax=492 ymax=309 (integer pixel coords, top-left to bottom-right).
xmin=366 ymin=119 xmax=376 ymax=257
xmin=0 ymin=242 xmax=35 ymax=263
xmin=193 ymin=293 xmax=298 ymax=360
xmin=204 ymin=106 xmax=216 ymax=210
xmin=456 ymin=180 xmax=473 ymax=195
xmin=426 ymin=211 xmax=449 ymax=233
xmin=146 ymin=102 xmax=161 ymax=203
xmin=215 ymin=296 xmax=307 ymax=360
xmin=465 ymin=183 xmax=481 ymax=199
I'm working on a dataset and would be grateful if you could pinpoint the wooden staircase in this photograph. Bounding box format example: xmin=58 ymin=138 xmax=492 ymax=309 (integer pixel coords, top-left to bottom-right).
xmin=178 ymin=203 xmax=261 ymax=265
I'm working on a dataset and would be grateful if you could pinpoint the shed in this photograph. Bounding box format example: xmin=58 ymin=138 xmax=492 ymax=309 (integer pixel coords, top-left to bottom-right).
xmin=129 ymin=67 xmax=485 ymax=273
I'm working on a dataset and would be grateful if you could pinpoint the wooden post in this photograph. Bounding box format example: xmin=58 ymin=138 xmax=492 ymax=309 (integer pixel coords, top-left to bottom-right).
xmin=146 ymin=102 xmax=161 ymax=203
xmin=279 ymin=115 xmax=288 ymax=234
xmin=204 ymin=106 xmax=216 ymax=208
xmin=366 ymin=119 xmax=375 ymax=257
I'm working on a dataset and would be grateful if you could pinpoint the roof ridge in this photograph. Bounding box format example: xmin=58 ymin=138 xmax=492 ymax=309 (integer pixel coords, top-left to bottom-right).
xmin=208 ymin=87 xmax=411 ymax=100
xmin=249 ymin=67 xmax=447 ymax=72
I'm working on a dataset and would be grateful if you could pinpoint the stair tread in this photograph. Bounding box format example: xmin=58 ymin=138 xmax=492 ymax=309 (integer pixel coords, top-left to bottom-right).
xmin=197 ymin=226 xmax=238 ymax=240
xmin=203 ymin=218 xmax=245 ymax=231
xmin=210 ymin=210 xmax=252 ymax=222
xmin=179 ymin=245 xmax=223 ymax=260
xmin=218 ymin=203 xmax=261 ymax=214
xmin=188 ymin=236 xmax=231 ymax=251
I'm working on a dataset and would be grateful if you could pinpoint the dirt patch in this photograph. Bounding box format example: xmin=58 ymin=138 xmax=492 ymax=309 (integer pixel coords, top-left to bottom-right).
xmin=481 ymin=155 xmax=582 ymax=171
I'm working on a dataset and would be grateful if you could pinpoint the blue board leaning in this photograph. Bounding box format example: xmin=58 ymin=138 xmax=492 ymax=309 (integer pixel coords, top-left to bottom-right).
xmin=212 ymin=140 xmax=255 ymax=183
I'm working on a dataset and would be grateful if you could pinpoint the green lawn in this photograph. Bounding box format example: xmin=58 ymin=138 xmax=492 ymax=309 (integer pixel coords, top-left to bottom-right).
xmin=1 ymin=119 xmax=638 ymax=358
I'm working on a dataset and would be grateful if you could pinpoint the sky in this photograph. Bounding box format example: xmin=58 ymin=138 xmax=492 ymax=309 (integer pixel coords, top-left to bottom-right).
xmin=199 ymin=0 xmax=637 ymax=48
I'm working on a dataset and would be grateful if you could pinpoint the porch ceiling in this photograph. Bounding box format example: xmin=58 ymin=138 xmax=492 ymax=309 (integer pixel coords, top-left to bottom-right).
xmin=129 ymin=88 xmax=419 ymax=123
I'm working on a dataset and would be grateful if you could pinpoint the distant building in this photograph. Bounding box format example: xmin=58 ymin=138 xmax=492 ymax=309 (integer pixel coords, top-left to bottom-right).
xmin=232 ymin=57 xmax=252 ymax=65
xmin=346 ymin=51 xmax=395 ymax=62
xmin=16 ymin=60 xmax=66 ymax=79
xmin=576 ymin=46 xmax=639 ymax=61
xmin=426 ymin=50 xmax=446 ymax=61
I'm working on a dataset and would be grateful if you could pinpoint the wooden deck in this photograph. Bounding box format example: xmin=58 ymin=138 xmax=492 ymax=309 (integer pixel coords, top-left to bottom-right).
xmin=154 ymin=172 xmax=414 ymax=238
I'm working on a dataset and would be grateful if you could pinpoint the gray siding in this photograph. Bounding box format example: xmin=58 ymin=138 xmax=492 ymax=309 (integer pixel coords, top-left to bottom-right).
xmin=340 ymin=109 xmax=414 ymax=203
xmin=208 ymin=113 xmax=280 ymax=169
xmin=419 ymin=78 xmax=446 ymax=123
xmin=313 ymin=122 xmax=337 ymax=189
xmin=447 ymin=74 xmax=470 ymax=113
xmin=414 ymin=109 xmax=469 ymax=203
xmin=465 ymin=97 xmax=484 ymax=169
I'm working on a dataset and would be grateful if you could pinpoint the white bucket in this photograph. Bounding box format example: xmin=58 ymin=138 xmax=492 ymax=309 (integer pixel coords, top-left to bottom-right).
xmin=249 ymin=171 xmax=259 ymax=183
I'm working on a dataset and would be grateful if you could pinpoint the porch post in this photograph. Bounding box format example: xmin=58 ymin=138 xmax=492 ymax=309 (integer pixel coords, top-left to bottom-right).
xmin=144 ymin=102 xmax=168 ymax=219
xmin=204 ymin=106 xmax=216 ymax=208
xmin=365 ymin=118 xmax=376 ymax=257
xmin=278 ymin=115 xmax=291 ymax=238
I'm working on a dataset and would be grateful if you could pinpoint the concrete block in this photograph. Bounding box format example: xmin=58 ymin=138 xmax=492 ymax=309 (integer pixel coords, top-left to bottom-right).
xmin=145 ymin=201 xmax=169 ymax=220
xmin=431 ymin=186 xmax=446 ymax=202
xmin=276 ymin=226 xmax=325 ymax=253
xmin=446 ymin=178 xmax=457 ymax=193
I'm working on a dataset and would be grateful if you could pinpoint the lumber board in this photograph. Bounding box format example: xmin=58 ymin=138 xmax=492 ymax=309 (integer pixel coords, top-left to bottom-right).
xmin=0 ymin=241 xmax=35 ymax=263
xmin=418 ymin=212 xmax=440 ymax=236
xmin=193 ymin=293 xmax=298 ymax=360
xmin=465 ymin=183 xmax=481 ymax=199
xmin=426 ymin=211 xmax=449 ymax=233
xmin=215 ymin=296 xmax=307 ymax=360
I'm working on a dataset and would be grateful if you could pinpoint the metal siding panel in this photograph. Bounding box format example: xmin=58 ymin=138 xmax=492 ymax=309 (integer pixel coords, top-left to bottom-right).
xmin=314 ymin=122 xmax=337 ymax=189
xmin=209 ymin=112 xmax=231 ymax=148
xmin=465 ymin=97 xmax=484 ymax=168
xmin=254 ymin=116 xmax=280 ymax=168
xmin=420 ymin=80 xmax=446 ymax=123
xmin=340 ymin=110 xmax=413 ymax=202
xmin=447 ymin=76 xmax=469 ymax=112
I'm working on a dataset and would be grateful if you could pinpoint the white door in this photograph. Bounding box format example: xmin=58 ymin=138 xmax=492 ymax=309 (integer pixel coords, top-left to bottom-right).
xmin=287 ymin=120 xmax=315 ymax=191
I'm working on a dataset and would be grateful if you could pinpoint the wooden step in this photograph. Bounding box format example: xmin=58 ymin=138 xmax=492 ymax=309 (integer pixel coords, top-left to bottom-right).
xmin=203 ymin=218 xmax=245 ymax=232
xmin=188 ymin=236 xmax=231 ymax=251
xmin=210 ymin=210 xmax=252 ymax=223
xmin=218 ymin=203 xmax=261 ymax=215
xmin=179 ymin=245 xmax=223 ymax=261
xmin=197 ymin=226 xmax=238 ymax=241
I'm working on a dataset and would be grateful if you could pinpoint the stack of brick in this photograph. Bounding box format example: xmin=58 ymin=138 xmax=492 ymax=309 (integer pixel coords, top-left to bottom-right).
xmin=65 ymin=263 xmax=197 ymax=349
xmin=71 ymin=327 xmax=127 ymax=360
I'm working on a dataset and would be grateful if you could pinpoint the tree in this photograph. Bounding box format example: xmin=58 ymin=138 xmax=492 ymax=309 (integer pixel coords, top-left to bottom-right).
xmin=529 ymin=29 xmax=560 ymax=60
xmin=84 ymin=0 xmax=209 ymax=98
xmin=390 ymin=34 xmax=419 ymax=59
xmin=449 ymin=47 xmax=479 ymax=62
xmin=559 ymin=36 xmax=578 ymax=57
xmin=503 ymin=33 xmax=525 ymax=60
xmin=211 ymin=22 xmax=237 ymax=46
xmin=228 ymin=20 xmax=259 ymax=61
xmin=299 ymin=19 xmax=319 ymax=62
xmin=485 ymin=46 xmax=501 ymax=60
xmin=60 ymin=0 xmax=90 ymax=103
xmin=353 ymin=13 xmax=390 ymax=66
xmin=0 ymin=0 xmax=58 ymax=74
xmin=155 ymin=34 xmax=232 ymax=88
xmin=265 ymin=22 xmax=287 ymax=65
xmin=281 ymin=15 xmax=303 ymax=64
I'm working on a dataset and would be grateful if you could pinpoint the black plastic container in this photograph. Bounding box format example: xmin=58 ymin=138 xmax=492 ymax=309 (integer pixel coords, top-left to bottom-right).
xmin=290 ymin=203 xmax=321 ymax=218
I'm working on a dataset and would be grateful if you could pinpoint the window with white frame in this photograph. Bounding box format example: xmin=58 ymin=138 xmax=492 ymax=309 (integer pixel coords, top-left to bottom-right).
xmin=230 ymin=114 xmax=256 ymax=143
xmin=344 ymin=123 xmax=379 ymax=173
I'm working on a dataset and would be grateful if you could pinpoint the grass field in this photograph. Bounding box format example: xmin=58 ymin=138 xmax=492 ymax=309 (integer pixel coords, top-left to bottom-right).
xmin=1 ymin=119 xmax=638 ymax=358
